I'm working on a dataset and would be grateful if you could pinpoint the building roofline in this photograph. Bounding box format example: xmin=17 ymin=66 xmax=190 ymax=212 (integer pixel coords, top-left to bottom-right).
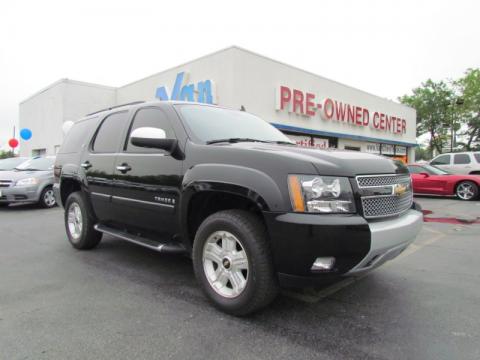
xmin=118 ymin=46 xmax=239 ymax=89
xmin=20 ymin=78 xmax=116 ymax=104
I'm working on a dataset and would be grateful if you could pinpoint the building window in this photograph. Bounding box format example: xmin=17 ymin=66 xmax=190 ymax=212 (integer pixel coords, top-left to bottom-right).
xmin=32 ymin=148 xmax=46 ymax=157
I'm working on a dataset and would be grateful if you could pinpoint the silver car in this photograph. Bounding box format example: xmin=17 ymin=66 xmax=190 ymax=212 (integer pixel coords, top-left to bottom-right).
xmin=0 ymin=156 xmax=57 ymax=208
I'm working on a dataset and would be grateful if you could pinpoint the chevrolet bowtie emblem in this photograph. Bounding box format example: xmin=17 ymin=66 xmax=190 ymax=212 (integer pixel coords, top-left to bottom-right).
xmin=393 ymin=183 xmax=407 ymax=196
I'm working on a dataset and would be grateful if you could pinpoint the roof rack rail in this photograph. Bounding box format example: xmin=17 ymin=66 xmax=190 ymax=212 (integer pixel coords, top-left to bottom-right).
xmin=86 ymin=101 xmax=145 ymax=116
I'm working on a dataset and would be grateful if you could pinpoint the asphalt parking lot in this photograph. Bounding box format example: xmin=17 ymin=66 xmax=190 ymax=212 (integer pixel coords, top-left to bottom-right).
xmin=1 ymin=197 xmax=479 ymax=360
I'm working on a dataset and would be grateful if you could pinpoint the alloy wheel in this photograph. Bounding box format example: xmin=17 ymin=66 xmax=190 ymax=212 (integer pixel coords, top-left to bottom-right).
xmin=44 ymin=189 xmax=56 ymax=207
xmin=67 ymin=202 xmax=83 ymax=240
xmin=202 ymin=231 xmax=249 ymax=298
xmin=457 ymin=182 xmax=475 ymax=200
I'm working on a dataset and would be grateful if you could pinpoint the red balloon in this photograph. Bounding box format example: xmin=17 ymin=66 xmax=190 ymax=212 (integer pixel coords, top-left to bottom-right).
xmin=8 ymin=138 xmax=19 ymax=148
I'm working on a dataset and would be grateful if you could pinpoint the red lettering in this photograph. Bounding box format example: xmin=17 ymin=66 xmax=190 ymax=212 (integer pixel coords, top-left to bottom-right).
xmin=363 ymin=108 xmax=370 ymax=126
xmin=380 ymin=113 xmax=385 ymax=130
xmin=305 ymin=93 xmax=315 ymax=116
xmin=280 ymin=86 xmax=291 ymax=110
xmin=324 ymin=98 xmax=334 ymax=119
xmin=396 ymin=118 xmax=401 ymax=134
xmin=355 ymin=106 xmax=362 ymax=125
xmin=402 ymin=119 xmax=406 ymax=134
xmin=373 ymin=112 xmax=379 ymax=128
xmin=347 ymin=105 xmax=355 ymax=123
xmin=292 ymin=89 xmax=304 ymax=114
xmin=334 ymin=101 xmax=347 ymax=121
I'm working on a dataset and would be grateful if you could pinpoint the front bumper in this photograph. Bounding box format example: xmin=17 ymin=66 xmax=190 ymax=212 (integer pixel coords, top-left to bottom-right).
xmin=263 ymin=209 xmax=423 ymax=287
xmin=0 ymin=185 xmax=41 ymax=203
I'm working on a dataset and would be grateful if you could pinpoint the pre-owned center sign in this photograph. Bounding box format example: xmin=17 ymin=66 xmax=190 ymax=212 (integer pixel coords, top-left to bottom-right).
xmin=276 ymin=86 xmax=407 ymax=135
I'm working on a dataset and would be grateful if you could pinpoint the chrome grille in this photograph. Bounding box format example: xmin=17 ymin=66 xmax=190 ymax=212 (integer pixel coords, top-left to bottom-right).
xmin=0 ymin=180 xmax=13 ymax=188
xmin=357 ymin=174 xmax=411 ymax=187
xmin=356 ymin=174 xmax=413 ymax=219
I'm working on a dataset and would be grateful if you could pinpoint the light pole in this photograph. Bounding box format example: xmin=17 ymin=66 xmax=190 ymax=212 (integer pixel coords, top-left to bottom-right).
xmin=451 ymin=98 xmax=464 ymax=152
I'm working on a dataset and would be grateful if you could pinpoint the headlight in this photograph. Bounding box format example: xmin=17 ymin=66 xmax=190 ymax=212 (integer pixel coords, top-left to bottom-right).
xmin=15 ymin=177 xmax=38 ymax=187
xmin=288 ymin=175 xmax=355 ymax=213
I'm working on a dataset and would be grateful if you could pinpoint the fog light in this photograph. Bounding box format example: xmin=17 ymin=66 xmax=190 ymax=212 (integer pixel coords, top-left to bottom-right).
xmin=311 ymin=257 xmax=335 ymax=271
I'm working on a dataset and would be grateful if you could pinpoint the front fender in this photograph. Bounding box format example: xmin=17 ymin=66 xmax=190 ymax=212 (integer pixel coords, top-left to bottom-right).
xmin=182 ymin=163 xmax=286 ymax=212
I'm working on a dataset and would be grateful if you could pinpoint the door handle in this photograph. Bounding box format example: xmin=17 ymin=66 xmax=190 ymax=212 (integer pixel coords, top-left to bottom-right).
xmin=116 ymin=164 xmax=132 ymax=173
xmin=80 ymin=161 xmax=92 ymax=170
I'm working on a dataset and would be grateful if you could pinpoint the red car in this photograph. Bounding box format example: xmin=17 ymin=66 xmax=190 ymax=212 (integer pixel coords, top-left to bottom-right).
xmin=408 ymin=164 xmax=480 ymax=201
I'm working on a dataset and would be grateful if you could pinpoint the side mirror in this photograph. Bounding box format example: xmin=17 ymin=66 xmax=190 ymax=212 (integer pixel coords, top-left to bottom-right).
xmin=130 ymin=127 xmax=177 ymax=153
xmin=419 ymin=172 xmax=430 ymax=178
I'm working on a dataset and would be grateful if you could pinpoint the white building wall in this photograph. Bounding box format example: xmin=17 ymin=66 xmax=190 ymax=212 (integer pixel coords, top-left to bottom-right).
xmin=227 ymin=47 xmax=416 ymax=146
xmin=19 ymin=79 xmax=116 ymax=156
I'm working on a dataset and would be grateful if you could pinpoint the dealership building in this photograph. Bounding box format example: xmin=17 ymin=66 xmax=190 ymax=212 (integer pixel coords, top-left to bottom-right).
xmin=19 ymin=46 xmax=417 ymax=161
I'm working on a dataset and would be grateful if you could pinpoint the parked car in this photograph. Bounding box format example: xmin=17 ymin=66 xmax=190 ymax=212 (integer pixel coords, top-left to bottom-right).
xmin=429 ymin=152 xmax=480 ymax=175
xmin=0 ymin=157 xmax=29 ymax=171
xmin=408 ymin=163 xmax=480 ymax=200
xmin=54 ymin=101 xmax=422 ymax=315
xmin=0 ymin=156 xmax=57 ymax=208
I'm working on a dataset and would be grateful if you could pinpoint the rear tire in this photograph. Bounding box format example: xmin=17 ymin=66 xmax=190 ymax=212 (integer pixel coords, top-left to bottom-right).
xmin=0 ymin=203 xmax=9 ymax=207
xmin=64 ymin=191 xmax=102 ymax=249
xmin=39 ymin=186 xmax=57 ymax=208
xmin=192 ymin=210 xmax=279 ymax=316
xmin=456 ymin=181 xmax=478 ymax=201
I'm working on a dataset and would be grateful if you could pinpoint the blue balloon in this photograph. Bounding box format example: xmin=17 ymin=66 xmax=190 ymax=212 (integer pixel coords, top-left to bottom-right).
xmin=20 ymin=128 xmax=32 ymax=140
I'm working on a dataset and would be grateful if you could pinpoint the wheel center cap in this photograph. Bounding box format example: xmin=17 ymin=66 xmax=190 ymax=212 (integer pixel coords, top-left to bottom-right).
xmin=222 ymin=257 xmax=231 ymax=269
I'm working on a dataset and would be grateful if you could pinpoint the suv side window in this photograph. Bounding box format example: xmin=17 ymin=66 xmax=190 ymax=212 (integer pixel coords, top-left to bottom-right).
xmin=474 ymin=153 xmax=480 ymax=163
xmin=431 ymin=154 xmax=450 ymax=165
xmin=92 ymin=112 xmax=130 ymax=153
xmin=125 ymin=108 xmax=176 ymax=153
xmin=59 ymin=117 xmax=98 ymax=154
xmin=454 ymin=154 xmax=471 ymax=164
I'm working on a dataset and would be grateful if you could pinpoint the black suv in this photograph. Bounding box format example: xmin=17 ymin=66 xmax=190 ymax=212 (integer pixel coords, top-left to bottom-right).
xmin=54 ymin=101 xmax=422 ymax=315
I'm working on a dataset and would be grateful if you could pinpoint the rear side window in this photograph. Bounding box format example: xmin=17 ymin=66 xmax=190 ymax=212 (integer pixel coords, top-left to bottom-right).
xmin=125 ymin=108 xmax=176 ymax=153
xmin=454 ymin=154 xmax=471 ymax=164
xmin=431 ymin=154 xmax=450 ymax=165
xmin=93 ymin=112 xmax=130 ymax=153
xmin=59 ymin=118 xmax=97 ymax=154
xmin=474 ymin=153 xmax=480 ymax=163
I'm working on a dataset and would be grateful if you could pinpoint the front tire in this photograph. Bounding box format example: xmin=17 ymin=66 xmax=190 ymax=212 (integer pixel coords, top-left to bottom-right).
xmin=39 ymin=186 xmax=57 ymax=208
xmin=192 ymin=210 xmax=279 ymax=316
xmin=456 ymin=181 xmax=478 ymax=201
xmin=64 ymin=191 xmax=102 ymax=249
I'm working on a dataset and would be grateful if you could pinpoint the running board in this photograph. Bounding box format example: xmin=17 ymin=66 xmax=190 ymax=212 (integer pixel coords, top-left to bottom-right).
xmin=94 ymin=224 xmax=186 ymax=254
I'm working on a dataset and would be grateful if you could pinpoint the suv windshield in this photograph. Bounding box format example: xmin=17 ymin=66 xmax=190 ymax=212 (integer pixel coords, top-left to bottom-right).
xmin=178 ymin=105 xmax=294 ymax=144
xmin=0 ymin=157 xmax=28 ymax=170
xmin=15 ymin=157 xmax=55 ymax=171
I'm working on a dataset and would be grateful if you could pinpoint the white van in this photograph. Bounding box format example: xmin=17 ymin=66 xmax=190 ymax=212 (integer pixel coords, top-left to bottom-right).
xmin=430 ymin=152 xmax=480 ymax=175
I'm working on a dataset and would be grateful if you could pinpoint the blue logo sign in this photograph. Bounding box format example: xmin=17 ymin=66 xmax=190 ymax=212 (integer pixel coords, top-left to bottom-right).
xmin=155 ymin=72 xmax=215 ymax=104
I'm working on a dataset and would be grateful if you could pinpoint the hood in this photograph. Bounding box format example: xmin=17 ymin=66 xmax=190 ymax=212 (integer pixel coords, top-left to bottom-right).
xmin=224 ymin=142 xmax=408 ymax=176
xmin=0 ymin=169 xmax=52 ymax=181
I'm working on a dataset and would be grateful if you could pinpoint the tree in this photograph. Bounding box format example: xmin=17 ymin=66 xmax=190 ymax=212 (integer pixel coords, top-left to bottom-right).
xmin=456 ymin=68 xmax=480 ymax=150
xmin=399 ymin=80 xmax=454 ymax=155
xmin=0 ymin=150 xmax=14 ymax=159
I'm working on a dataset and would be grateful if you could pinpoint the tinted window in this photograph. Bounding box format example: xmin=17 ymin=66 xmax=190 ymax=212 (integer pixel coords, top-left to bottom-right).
xmin=178 ymin=105 xmax=293 ymax=144
xmin=126 ymin=108 xmax=176 ymax=153
xmin=431 ymin=154 xmax=450 ymax=165
xmin=454 ymin=154 xmax=471 ymax=164
xmin=60 ymin=117 xmax=97 ymax=154
xmin=474 ymin=153 xmax=480 ymax=163
xmin=93 ymin=112 xmax=129 ymax=153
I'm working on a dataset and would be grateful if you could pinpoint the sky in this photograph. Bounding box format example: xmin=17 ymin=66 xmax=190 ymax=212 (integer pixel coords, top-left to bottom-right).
xmin=1 ymin=0 xmax=479 ymax=150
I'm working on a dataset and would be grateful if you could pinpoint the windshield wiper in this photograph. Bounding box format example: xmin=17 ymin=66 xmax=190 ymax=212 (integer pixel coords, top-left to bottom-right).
xmin=206 ymin=138 xmax=271 ymax=145
xmin=15 ymin=168 xmax=40 ymax=171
